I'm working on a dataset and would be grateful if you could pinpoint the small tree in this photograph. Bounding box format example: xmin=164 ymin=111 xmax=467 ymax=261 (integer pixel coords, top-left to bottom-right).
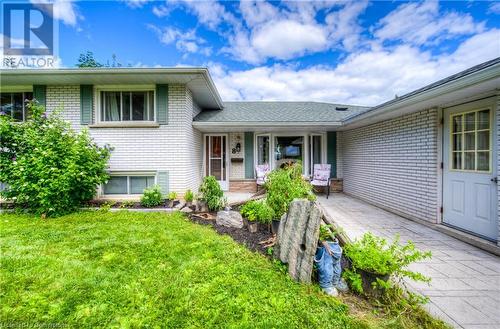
xmin=0 ymin=101 xmax=111 ymax=217
xmin=76 ymin=51 xmax=103 ymax=68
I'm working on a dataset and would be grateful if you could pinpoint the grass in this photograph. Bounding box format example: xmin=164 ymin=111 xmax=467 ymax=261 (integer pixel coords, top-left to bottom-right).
xmin=0 ymin=211 xmax=447 ymax=328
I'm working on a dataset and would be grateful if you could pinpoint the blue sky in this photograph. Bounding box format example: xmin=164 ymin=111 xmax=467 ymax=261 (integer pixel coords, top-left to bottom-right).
xmin=17 ymin=1 xmax=500 ymax=104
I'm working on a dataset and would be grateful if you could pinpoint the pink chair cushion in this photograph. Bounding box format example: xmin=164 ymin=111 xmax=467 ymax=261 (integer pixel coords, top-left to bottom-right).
xmin=313 ymin=169 xmax=330 ymax=181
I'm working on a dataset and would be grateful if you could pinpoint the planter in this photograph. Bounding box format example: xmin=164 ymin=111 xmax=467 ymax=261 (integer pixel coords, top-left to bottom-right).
xmin=248 ymin=222 xmax=258 ymax=233
xmin=271 ymin=219 xmax=280 ymax=234
xmin=358 ymin=268 xmax=390 ymax=297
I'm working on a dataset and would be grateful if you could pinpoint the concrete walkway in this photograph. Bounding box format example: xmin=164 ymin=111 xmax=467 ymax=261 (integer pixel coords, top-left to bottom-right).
xmin=318 ymin=194 xmax=500 ymax=329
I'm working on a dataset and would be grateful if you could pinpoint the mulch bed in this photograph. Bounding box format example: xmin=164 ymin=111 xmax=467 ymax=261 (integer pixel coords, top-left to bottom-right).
xmin=85 ymin=199 xmax=181 ymax=209
xmin=189 ymin=213 xmax=274 ymax=255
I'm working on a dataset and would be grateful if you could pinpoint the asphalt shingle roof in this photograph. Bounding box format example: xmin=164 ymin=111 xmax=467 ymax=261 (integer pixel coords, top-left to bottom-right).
xmin=193 ymin=101 xmax=370 ymax=123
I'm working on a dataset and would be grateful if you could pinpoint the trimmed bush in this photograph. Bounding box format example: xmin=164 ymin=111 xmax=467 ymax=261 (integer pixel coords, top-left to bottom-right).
xmin=265 ymin=162 xmax=315 ymax=218
xmin=0 ymin=101 xmax=110 ymax=217
xmin=199 ymin=176 xmax=225 ymax=211
xmin=140 ymin=185 xmax=163 ymax=208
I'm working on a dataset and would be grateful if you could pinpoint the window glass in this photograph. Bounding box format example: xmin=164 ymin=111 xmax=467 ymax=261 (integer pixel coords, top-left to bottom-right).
xmin=257 ymin=135 xmax=270 ymax=165
xmin=103 ymin=92 xmax=121 ymax=121
xmin=477 ymin=131 xmax=489 ymax=150
xmin=122 ymin=92 xmax=131 ymax=121
xmin=101 ymin=91 xmax=154 ymax=122
xmin=275 ymin=136 xmax=303 ymax=169
xmin=464 ymin=112 xmax=475 ymax=132
xmin=452 ymin=134 xmax=462 ymax=151
xmin=103 ymin=176 xmax=127 ymax=194
xmin=130 ymin=176 xmax=155 ymax=194
xmin=132 ymin=92 xmax=146 ymax=120
xmin=464 ymin=132 xmax=475 ymax=151
xmin=452 ymin=115 xmax=462 ymax=133
xmin=0 ymin=92 xmax=32 ymax=121
xmin=452 ymin=152 xmax=462 ymax=170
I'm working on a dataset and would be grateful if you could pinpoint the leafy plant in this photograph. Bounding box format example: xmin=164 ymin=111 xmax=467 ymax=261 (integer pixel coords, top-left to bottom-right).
xmin=119 ymin=200 xmax=135 ymax=209
xmin=343 ymin=232 xmax=432 ymax=295
xmin=0 ymin=101 xmax=111 ymax=217
xmin=184 ymin=189 xmax=194 ymax=203
xmin=240 ymin=200 xmax=275 ymax=224
xmin=319 ymin=224 xmax=334 ymax=241
xmin=141 ymin=185 xmax=163 ymax=208
xmin=265 ymin=162 xmax=315 ymax=218
xmin=167 ymin=191 xmax=178 ymax=201
xmin=198 ymin=176 xmax=225 ymax=211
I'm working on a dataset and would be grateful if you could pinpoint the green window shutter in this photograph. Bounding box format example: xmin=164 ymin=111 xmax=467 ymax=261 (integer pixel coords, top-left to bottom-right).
xmin=156 ymin=84 xmax=168 ymax=124
xmin=244 ymin=132 xmax=254 ymax=179
xmin=33 ymin=85 xmax=46 ymax=108
xmin=327 ymin=132 xmax=337 ymax=178
xmin=157 ymin=171 xmax=169 ymax=196
xmin=80 ymin=85 xmax=93 ymax=125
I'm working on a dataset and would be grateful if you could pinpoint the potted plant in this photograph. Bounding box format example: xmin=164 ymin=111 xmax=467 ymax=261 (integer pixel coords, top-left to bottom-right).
xmin=166 ymin=191 xmax=178 ymax=208
xmin=343 ymin=232 xmax=431 ymax=297
xmin=184 ymin=189 xmax=194 ymax=207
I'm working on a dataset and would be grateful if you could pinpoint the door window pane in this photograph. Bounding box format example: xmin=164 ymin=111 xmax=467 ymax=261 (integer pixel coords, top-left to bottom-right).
xmin=452 ymin=115 xmax=462 ymax=133
xmin=130 ymin=176 xmax=155 ymax=194
xmin=211 ymin=136 xmax=222 ymax=157
xmin=477 ymin=131 xmax=489 ymax=150
xmin=477 ymin=110 xmax=490 ymax=130
xmin=477 ymin=152 xmax=489 ymax=171
xmin=12 ymin=93 xmax=24 ymax=121
xmin=452 ymin=134 xmax=462 ymax=151
xmin=103 ymin=176 xmax=128 ymax=194
xmin=464 ymin=112 xmax=475 ymax=131
xmin=452 ymin=152 xmax=462 ymax=170
xmin=464 ymin=132 xmax=475 ymax=151
xmin=210 ymin=159 xmax=222 ymax=180
xmin=464 ymin=152 xmax=475 ymax=170
xmin=257 ymin=136 xmax=270 ymax=165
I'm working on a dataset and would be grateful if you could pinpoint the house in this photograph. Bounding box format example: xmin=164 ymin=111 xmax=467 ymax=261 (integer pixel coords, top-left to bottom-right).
xmin=1 ymin=58 xmax=499 ymax=246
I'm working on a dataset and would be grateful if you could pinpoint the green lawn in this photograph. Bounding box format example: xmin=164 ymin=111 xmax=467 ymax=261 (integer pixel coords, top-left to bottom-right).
xmin=0 ymin=211 xmax=443 ymax=328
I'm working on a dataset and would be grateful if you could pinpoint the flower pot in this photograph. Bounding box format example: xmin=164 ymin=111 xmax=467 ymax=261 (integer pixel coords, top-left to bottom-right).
xmin=358 ymin=268 xmax=390 ymax=297
xmin=248 ymin=222 xmax=258 ymax=233
xmin=271 ymin=219 xmax=280 ymax=234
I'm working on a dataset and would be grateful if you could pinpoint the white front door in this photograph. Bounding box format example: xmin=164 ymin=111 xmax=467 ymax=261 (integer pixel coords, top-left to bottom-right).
xmin=443 ymin=100 xmax=498 ymax=241
xmin=205 ymin=135 xmax=228 ymax=191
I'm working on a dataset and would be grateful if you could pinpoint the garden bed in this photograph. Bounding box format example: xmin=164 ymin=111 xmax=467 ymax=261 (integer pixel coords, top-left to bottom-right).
xmin=189 ymin=212 xmax=273 ymax=255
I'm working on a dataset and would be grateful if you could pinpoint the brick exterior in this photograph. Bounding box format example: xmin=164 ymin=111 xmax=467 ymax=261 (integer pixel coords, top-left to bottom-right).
xmin=229 ymin=180 xmax=257 ymax=193
xmin=45 ymin=84 xmax=202 ymax=193
xmin=341 ymin=108 xmax=439 ymax=223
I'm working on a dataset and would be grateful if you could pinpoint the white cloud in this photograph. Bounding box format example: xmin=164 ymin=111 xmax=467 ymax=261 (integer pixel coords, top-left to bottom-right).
xmin=488 ymin=2 xmax=500 ymax=14
xmin=148 ymin=25 xmax=212 ymax=56
xmin=250 ymin=20 xmax=327 ymax=60
xmin=375 ymin=1 xmax=485 ymax=45
xmin=210 ymin=29 xmax=500 ymax=105
xmin=325 ymin=1 xmax=370 ymax=51
xmin=122 ymin=0 xmax=149 ymax=9
xmin=152 ymin=5 xmax=170 ymax=17
xmin=31 ymin=0 xmax=81 ymax=26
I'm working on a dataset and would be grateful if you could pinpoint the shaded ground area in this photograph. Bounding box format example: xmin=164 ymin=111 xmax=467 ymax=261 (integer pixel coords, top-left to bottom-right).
xmin=318 ymin=193 xmax=500 ymax=329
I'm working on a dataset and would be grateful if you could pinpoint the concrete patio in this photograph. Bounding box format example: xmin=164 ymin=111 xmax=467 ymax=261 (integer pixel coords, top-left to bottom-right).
xmin=318 ymin=194 xmax=500 ymax=329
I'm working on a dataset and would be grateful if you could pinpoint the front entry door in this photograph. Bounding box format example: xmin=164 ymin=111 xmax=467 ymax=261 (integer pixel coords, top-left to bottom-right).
xmin=443 ymin=100 xmax=498 ymax=241
xmin=205 ymin=135 xmax=228 ymax=191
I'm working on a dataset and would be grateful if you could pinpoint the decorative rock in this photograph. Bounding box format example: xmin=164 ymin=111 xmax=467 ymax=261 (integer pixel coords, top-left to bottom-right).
xmin=180 ymin=207 xmax=193 ymax=213
xmin=216 ymin=210 xmax=244 ymax=228
xmin=174 ymin=201 xmax=185 ymax=210
xmin=273 ymin=199 xmax=322 ymax=283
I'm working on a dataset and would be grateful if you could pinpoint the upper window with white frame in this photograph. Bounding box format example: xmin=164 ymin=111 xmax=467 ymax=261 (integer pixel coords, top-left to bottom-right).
xmin=0 ymin=92 xmax=33 ymax=121
xmin=100 ymin=90 xmax=154 ymax=122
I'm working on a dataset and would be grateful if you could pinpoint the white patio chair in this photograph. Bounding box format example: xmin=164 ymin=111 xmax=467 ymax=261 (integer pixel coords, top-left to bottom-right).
xmin=311 ymin=164 xmax=331 ymax=199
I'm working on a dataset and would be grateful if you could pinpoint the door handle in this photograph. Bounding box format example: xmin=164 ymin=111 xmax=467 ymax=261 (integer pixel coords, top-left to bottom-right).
xmin=492 ymin=177 xmax=498 ymax=183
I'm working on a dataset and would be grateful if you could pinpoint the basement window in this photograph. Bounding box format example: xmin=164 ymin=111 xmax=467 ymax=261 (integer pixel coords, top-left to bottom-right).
xmin=103 ymin=175 xmax=155 ymax=195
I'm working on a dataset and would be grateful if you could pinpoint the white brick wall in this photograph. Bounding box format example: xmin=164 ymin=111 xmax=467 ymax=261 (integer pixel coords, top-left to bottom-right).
xmin=496 ymin=95 xmax=500 ymax=245
xmin=45 ymin=84 xmax=202 ymax=193
xmin=229 ymin=132 xmax=245 ymax=179
xmin=342 ymin=108 xmax=439 ymax=223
